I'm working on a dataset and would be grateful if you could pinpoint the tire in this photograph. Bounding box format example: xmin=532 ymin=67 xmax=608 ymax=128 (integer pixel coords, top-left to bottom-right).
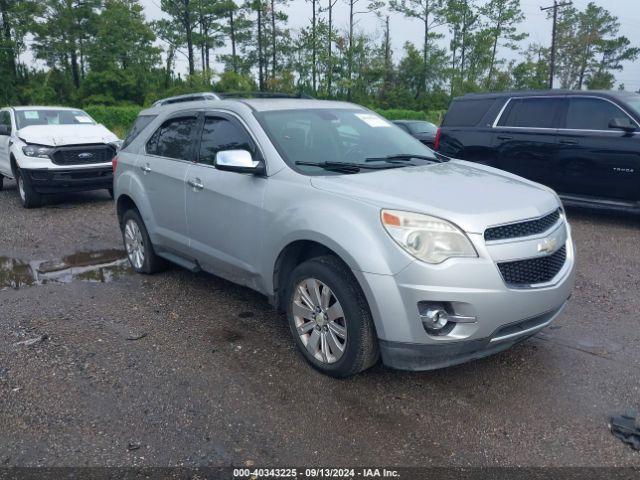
xmin=121 ymin=209 xmax=167 ymax=274
xmin=285 ymin=255 xmax=379 ymax=378
xmin=16 ymin=168 xmax=42 ymax=208
xmin=0 ymin=175 xmax=3 ymax=191
xmin=107 ymin=188 xmax=114 ymax=199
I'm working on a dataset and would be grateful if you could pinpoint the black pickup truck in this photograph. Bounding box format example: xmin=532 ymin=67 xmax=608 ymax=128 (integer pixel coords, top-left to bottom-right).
xmin=435 ymin=90 xmax=640 ymax=213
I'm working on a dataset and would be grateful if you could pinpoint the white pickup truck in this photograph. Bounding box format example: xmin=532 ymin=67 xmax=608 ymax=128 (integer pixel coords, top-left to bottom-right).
xmin=0 ymin=106 xmax=121 ymax=208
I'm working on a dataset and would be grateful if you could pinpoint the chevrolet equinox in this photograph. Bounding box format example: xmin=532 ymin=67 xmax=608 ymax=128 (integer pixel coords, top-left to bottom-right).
xmin=113 ymin=97 xmax=576 ymax=377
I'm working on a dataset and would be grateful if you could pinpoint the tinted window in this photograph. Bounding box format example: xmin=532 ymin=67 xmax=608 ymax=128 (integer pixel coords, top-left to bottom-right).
xmin=565 ymin=98 xmax=635 ymax=130
xmin=625 ymin=95 xmax=640 ymax=118
xmin=199 ymin=117 xmax=254 ymax=166
xmin=0 ymin=111 xmax=11 ymax=132
xmin=146 ymin=116 xmax=197 ymax=160
xmin=123 ymin=115 xmax=157 ymax=149
xmin=443 ymin=99 xmax=495 ymax=127
xmin=498 ymin=98 xmax=560 ymax=128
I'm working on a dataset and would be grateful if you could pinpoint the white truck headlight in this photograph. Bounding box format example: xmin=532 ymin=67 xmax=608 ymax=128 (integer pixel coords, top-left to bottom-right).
xmin=381 ymin=209 xmax=477 ymax=264
xmin=22 ymin=144 xmax=54 ymax=158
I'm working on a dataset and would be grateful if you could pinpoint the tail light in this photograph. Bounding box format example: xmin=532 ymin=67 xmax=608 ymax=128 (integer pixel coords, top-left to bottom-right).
xmin=112 ymin=156 xmax=118 ymax=173
xmin=434 ymin=127 xmax=442 ymax=151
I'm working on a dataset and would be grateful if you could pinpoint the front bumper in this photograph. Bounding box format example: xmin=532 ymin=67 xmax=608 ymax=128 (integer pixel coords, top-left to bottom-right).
xmin=23 ymin=167 xmax=113 ymax=194
xmin=379 ymin=302 xmax=566 ymax=370
xmin=355 ymin=222 xmax=576 ymax=371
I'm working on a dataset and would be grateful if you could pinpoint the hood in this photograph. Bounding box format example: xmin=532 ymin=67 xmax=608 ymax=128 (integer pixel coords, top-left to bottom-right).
xmin=17 ymin=124 xmax=119 ymax=147
xmin=310 ymin=160 xmax=560 ymax=234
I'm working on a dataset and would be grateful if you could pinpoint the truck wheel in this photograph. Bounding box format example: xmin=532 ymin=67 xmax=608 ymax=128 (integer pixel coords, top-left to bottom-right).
xmin=285 ymin=255 xmax=379 ymax=378
xmin=107 ymin=188 xmax=114 ymax=199
xmin=121 ymin=209 xmax=166 ymax=274
xmin=16 ymin=168 xmax=42 ymax=208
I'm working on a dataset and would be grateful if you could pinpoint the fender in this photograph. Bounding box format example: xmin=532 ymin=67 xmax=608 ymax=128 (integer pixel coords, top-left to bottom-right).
xmin=260 ymin=196 xmax=413 ymax=295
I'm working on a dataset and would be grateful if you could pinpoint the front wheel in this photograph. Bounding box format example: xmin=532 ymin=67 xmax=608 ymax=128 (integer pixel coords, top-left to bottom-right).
xmin=16 ymin=168 xmax=42 ymax=208
xmin=286 ymin=255 xmax=379 ymax=378
xmin=121 ymin=209 xmax=166 ymax=274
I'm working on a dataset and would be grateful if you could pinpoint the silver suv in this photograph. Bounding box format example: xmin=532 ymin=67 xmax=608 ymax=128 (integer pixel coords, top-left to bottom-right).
xmin=113 ymin=98 xmax=575 ymax=377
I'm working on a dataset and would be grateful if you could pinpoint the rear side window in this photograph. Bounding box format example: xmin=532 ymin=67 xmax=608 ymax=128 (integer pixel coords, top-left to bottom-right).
xmin=565 ymin=98 xmax=636 ymax=131
xmin=199 ymin=117 xmax=254 ymax=166
xmin=443 ymin=99 xmax=495 ymax=127
xmin=122 ymin=115 xmax=156 ymax=149
xmin=498 ymin=98 xmax=560 ymax=128
xmin=146 ymin=116 xmax=197 ymax=160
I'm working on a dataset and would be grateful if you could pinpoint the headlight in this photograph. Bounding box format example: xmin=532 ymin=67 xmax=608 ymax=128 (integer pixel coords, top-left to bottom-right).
xmin=22 ymin=144 xmax=54 ymax=158
xmin=381 ymin=209 xmax=477 ymax=264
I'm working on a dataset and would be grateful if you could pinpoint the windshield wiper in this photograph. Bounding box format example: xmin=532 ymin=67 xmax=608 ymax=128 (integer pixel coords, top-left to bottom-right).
xmin=295 ymin=161 xmax=406 ymax=173
xmin=365 ymin=153 xmax=442 ymax=163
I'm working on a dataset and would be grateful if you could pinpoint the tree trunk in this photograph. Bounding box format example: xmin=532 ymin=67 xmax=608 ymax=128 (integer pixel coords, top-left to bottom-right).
xmin=312 ymin=0 xmax=316 ymax=92
xmin=1 ymin=0 xmax=16 ymax=79
xmin=230 ymin=9 xmax=237 ymax=73
xmin=421 ymin=0 xmax=429 ymax=96
xmin=460 ymin=4 xmax=468 ymax=93
xmin=271 ymin=0 xmax=276 ymax=79
xmin=257 ymin=3 xmax=264 ymax=90
xmin=165 ymin=46 xmax=175 ymax=89
xmin=347 ymin=0 xmax=354 ymax=100
xmin=70 ymin=49 xmax=80 ymax=88
xmin=184 ymin=0 xmax=195 ymax=75
xmin=327 ymin=0 xmax=333 ymax=96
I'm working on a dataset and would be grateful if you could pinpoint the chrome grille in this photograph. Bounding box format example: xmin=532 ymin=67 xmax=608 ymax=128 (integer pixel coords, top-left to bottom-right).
xmin=485 ymin=209 xmax=561 ymax=242
xmin=498 ymin=246 xmax=567 ymax=287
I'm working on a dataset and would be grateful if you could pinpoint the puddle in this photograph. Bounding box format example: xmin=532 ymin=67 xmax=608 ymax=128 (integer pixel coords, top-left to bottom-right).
xmin=0 ymin=249 xmax=131 ymax=290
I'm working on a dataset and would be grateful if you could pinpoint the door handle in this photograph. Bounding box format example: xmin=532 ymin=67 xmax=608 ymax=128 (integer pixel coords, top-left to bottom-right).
xmin=497 ymin=135 xmax=513 ymax=140
xmin=187 ymin=178 xmax=204 ymax=191
xmin=140 ymin=163 xmax=151 ymax=173
xmin=560 ymin=139 xmax=578 ymax=145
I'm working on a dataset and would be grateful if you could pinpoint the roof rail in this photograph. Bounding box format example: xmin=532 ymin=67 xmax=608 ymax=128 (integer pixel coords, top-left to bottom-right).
xmin=217 ymin=91 xmax=315 ymax=100
xmin=152 ymin=92 xmax=221 ymax=107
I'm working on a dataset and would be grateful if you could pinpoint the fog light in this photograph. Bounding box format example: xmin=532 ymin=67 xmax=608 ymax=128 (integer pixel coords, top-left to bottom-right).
xmin=423 ymin=308 xmax=449 ymax=330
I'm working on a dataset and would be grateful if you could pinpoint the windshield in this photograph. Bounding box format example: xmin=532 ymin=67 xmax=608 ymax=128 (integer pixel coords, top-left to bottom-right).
xmin=408 ymin=121 xmax=437 ymax=134
xmin=256 ymin=108 xmax=438 ymax=174
xmin=16 ymin=109 xmax=96 ymax=129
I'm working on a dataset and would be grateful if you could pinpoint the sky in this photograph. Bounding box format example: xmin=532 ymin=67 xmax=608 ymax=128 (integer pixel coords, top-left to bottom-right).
xmin=139 ymin=0 xmax=640 ymax=91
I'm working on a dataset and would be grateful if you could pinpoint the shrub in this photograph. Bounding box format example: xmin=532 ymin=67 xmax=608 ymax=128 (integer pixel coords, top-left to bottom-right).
xmin=84 ymin=105 xmax=143 ymax=137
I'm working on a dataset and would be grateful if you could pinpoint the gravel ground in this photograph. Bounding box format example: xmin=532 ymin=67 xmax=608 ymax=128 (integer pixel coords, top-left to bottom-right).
xmin=0 ymin=179 xmax=639 ymax=467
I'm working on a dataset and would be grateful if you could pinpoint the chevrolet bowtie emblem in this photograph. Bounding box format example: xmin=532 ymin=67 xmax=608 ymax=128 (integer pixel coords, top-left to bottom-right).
xmin=537 ymin=237 xmax=558 ymax=254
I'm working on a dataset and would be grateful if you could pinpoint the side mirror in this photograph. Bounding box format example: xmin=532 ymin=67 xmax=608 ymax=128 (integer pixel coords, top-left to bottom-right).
xmin=609 ymin=117 xmax=637 ymax=133
xmin=0 ymin=125 xmax=10 ymax=136
xmin=215 ymin=149 xmax=265 ymax=175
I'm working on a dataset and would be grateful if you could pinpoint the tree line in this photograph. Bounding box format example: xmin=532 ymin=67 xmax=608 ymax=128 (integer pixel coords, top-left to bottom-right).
xmin=0 ymin=0 xmax=638 ymax=111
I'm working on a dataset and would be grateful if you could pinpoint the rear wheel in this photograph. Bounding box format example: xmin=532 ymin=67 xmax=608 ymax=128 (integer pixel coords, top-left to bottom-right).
xmin=121 ymin=209 xmax=166 ymax=274
xmin=285 ymin=255 xmax=379 ymax=377
xmin=107 ymin=188 xmax=114 ymax=199
xmin=16 ymin=168 xmax=42 ymax=208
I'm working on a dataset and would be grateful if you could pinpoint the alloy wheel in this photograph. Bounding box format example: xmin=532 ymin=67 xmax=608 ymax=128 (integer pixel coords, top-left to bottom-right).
xmin=124 ymin=219 xmax=145 ymax=270
xmin=292 ymin=278 xmax=347 ymax=364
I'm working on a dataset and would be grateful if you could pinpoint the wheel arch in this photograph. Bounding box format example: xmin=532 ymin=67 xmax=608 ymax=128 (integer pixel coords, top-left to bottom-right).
xmin=272 ymin=239 xmax=353 ymax=312
xmin=9 ymin=152 xmax=18 ymax=178
xmin=116 ymin=194 xmax=139 ymax=226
